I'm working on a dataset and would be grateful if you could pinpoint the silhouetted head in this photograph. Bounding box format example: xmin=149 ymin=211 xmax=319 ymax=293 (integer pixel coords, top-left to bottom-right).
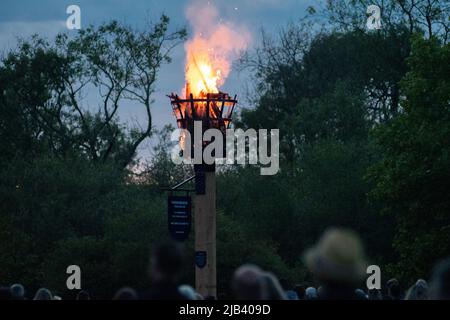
xmin=33 ymin=288 xmax=53 ymax=300
xmin=261 ymin=272 xmax=287 ymax=300
xmin=149 ymin=242 xmax=184 ymax=282
xmin=355 ymin=288 xmax=368 ymax=300
xmin=76 ymin=290 xmax=90 ymax=300
xmin=10 ymin=284 xmax=25 ymax=300
xmin=113 ymin=287 xmax=138 ymax=300
xmin=406 ymin=279 xmax=428 ymax=300
xmin=430 ymin=258 xmax=450 ymax=300
xmin=231 ymin=264 xmax=266 ymax=300
xmin=294 ymin=284 xmax=306 ymax=300
xmin=178 ymin=285 xmax=198 ymax=300
xmin=368 ymin=288 xmax=382 ymax=300
xmin=387 ymin=278 xmax=401 ymax=299
xmin=304 ymin=228 xmax=367 ymax=286
xmin=305 ymin=287 xmax=318 ymax=300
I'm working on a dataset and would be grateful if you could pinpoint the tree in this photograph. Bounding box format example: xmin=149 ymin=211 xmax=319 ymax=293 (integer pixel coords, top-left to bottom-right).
xmin=240 ymin=25 xmax=411 ymax=166
xmin=54 ymin=16 xmax=186 ymax=168
xmin=236 ymin=13 xmax=408 ymax=274
xmin=0 ymin=16 xmax=186 ymax=168
xmin=318 ymin=0 xmax=449 ymax=41
xmin=368 ymin=35 xmax=450 ymax=282
xmin=0 ymin=15 xmax=187 ymax=298
xmin=0 ymin=38 xmax=65 ymax=160
xmin=138 ymin=125 xmax=193 ymax=188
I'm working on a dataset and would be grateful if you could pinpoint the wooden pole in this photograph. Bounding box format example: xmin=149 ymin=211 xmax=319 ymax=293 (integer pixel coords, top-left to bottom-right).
xmin=194 ymin=171 xmax=217 ymax=298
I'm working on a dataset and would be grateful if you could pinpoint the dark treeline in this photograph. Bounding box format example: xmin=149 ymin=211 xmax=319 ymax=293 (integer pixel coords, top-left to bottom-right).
xmin=0 ymin=1 xmax=449 ymax=299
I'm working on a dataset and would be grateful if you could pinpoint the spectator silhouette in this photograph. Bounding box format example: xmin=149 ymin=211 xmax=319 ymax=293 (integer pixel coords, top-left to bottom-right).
xmin=10 ymin=284 xmax=26 ymax=300
xmin=368 ymin=288 xmax=382 ymax=300
xmin=294 ymin=284 xmax=306 ymax=300
xmin=386 ymin=278 xmax=402 ymax=300
xmin=178 ymin=285 xmax=198 ymax=300
xmin=355 ymin=288 xmax=368 ymax=300
xmin=430 ymin=258 xmax=450 ymax=300
xmin=304 ymin=228 xmax=367 ymax=300
xmin=141 ymin=242 xmax=185 ymax=300
xmin=231 ymin=264 xmax=266 ymax=300
xmin=261 ymin=272 xmax=287 ymax=300
xmin=33 ymin=288 xmax=52 ymax=300
xmin=280 ymin=278 xmax=298 ymax=300
xmin=406 ymin=279 xmax=428 ymax=300
xmin=305 ymin=287 xmax=318 ymax=300
xmin=113 ymin=287 xmax=138 ymax=300
xmin=76 ymin=290 xmax=90 ymax=300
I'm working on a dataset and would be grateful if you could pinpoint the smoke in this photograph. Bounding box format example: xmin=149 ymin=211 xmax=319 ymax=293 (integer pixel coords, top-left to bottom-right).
xmin=184 ymin=0 xmax=251 ymax=95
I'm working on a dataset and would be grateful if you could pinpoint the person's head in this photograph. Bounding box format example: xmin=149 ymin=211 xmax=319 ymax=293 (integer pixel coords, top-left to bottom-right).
xmin=305 ymin=287 xmax=318 ymax=300
xmin=430 ymin=258 xmax=450 ymax=300
xmin=10 ymin=284 xmax=25 ymax=300
xmin=195 ymin=293 xmax=204 ymax=300
xmin=406 ymin=279 xmax=428 ymax=300
xmin=149 ymin=242 xmax=184 ymax=282
xmin=368 ymin=288 xmax=382 ymax=300
xmin=355 ymin=288 xmax=368 ymax=300
xmin=178 ymin=285 xmax=198 ymax=300
xmin=231 ymin=264 xmax=266 ymax=300
xmin=304 ymin=228 xmax=367 ymax=287
xmin=317 ymin=285 xmax=324 ymax=298
xmin=386 ymin=278 xmax=401 ymax=299
xmin=113 ymin=287 xmax=138 ymax=300
xmin=294 ymin=284 xmax=306 ymax=300
xmin=261 ymin=272 xmax=287 ymax=300
xmin=33 ymin=288 xmax=53 ymax=300
xmin=76 ymin=290 xmax=90 ymax=300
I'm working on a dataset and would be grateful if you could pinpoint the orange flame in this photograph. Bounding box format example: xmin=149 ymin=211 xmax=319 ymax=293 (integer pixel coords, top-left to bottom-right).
xmin=186 ymin=51 xmax=221 ymax=96
xmin=184 ymin=1 xmax=250 ymax=98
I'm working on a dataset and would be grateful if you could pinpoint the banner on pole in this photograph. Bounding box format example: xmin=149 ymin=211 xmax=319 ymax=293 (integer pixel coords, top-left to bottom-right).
xmin=168 ymin=195 xmax=192 ymax=241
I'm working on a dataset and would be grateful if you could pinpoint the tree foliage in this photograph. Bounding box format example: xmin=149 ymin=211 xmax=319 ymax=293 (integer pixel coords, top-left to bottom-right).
xmin=368 ymin=36 xmax=450 ymax=281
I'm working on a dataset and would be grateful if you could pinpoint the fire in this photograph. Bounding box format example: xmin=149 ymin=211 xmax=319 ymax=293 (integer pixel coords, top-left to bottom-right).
xmin=186 ymin=51 xmax=221 ymax=97
xmin=184 ymin=1 xmax=250 ymax=98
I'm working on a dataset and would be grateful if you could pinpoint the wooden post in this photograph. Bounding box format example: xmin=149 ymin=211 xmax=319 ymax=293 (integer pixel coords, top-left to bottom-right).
xmin=194 ymin=171 xmax=217 ymax=298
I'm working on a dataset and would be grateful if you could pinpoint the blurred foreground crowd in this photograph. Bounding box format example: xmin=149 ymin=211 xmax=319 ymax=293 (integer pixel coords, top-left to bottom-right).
xmin=1 ymin=228 xmax=449 ymax=300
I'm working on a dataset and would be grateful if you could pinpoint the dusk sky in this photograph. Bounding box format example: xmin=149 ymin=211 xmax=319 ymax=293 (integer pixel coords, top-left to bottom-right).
xmin=0 ymin=0 xmax=319 ymax=160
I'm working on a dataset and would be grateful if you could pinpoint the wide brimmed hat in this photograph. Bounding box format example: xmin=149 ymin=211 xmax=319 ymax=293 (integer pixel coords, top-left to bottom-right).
xmin=304 ymin=228 xmax=367 ymax=284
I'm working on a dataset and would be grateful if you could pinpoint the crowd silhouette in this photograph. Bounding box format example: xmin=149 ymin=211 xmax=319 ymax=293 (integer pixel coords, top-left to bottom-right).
xmin=1 ymin=228 xmax=449 ymax=300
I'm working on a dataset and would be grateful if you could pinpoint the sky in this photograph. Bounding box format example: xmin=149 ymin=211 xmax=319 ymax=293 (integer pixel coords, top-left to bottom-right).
xmin=0 ymin=0 xmax=319 ymax=161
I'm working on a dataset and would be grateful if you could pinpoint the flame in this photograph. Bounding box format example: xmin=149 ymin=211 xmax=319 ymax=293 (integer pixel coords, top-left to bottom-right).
xmin=186 ymin=51 xmax=221 ymax=96
xmin=184 ymin=1 xmax=250 ymax=98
